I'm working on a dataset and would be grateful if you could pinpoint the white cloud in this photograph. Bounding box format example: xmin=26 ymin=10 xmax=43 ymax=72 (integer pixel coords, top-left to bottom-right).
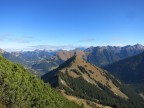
xmin=0 ymin=33 xmax=36 ymax=43
xmin=28 ymin=45 xmax=84 ymax=50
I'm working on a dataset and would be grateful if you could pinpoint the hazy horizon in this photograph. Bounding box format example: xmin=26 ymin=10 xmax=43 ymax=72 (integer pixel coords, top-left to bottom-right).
xmin=1 ymin=43 xmax=143 ymax=52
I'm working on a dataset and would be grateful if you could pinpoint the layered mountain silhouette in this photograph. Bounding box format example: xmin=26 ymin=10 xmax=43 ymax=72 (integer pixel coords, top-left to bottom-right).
xmin=1 ymin=44 xmax=144 ymax=76
xmin=32 ymin=50 xmax=85 ymax=74
xmin=85 ymin=44 xmax=144 ymax=66
xmin=30 ymin=44 xmax=144 ymax=75
xmin=2 ymin=50 xmax=56 ymax=67
xmin=104 ymin=52 xmax=144 ymax=84
xmin=1 ymin=44 xmax=144 ymax=108
xmin=0 ymin=55 xmax=81 ymax=108
xmin=42 ymin=55 xmax=144 ymax=108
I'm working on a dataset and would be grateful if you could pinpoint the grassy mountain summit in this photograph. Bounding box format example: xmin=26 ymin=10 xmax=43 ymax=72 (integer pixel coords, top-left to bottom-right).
xmin=32 ymin=49 xmax=85 ymax=74
xmin=0 ymin=55 xmax=81 ymax=108
xmin=42 ymin=55 xmax=144 ymax=108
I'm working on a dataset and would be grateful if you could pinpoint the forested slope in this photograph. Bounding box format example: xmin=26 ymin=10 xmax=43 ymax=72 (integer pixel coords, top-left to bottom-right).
xmin=0 ymin=55 xmax=81 ymax=108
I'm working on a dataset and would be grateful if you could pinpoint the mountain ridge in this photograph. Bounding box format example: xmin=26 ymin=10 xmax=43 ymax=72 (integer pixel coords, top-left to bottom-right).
xmin=42 ymin=55 xmax=144 ymax=108
xmin=1 ymin=44 xmax=144 ymax=76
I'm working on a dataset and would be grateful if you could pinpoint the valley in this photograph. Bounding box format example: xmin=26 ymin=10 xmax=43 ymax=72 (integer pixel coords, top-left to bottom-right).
xmin=1 ymin=44 xmax=144 ymax=76
xmin=1 ymin=0 xmax=144 ymax=107
xmin=0 ymin=44 xmax=144 ymax=108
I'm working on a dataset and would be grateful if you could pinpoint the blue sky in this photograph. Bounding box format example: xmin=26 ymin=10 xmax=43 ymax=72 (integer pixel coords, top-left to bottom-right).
xmin=0 ymin=0 xmax=144 ymax=51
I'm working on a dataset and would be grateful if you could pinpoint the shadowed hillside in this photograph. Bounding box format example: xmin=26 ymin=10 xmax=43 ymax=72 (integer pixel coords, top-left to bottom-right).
xmin=104 ymin=52 xmax=144 ymax=84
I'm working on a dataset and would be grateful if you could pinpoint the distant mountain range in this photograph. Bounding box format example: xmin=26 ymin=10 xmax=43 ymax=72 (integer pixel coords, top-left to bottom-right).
xmin=42 ymin=55 xmax=144 ymax=108
xmin=85 ymin=44 xmax=144 ymax=66
xmin=1 ymin=45 xmax=144 ymax=108
xmin=1 ymin=50 xmax=56 ymax=67
xmin=1 ymin=44 xmax=144 ymax=75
